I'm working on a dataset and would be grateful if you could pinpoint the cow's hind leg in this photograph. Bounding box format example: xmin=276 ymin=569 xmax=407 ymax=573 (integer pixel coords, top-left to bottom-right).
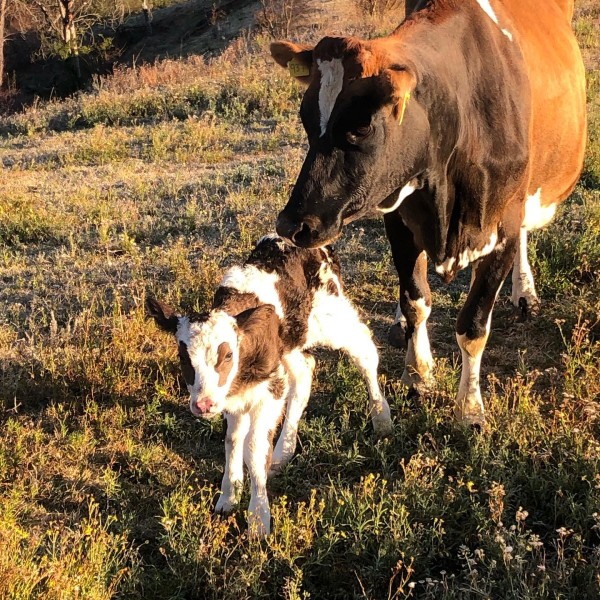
xmin=271 ymin=349 xmax=315 ymax=472
xmin=511 ymin=227 xmax=540 ymax=317
xmin=384 ymin=211 xmax=434 ymax=392
xmin=456 ymin=236 xmax=518 ymax=426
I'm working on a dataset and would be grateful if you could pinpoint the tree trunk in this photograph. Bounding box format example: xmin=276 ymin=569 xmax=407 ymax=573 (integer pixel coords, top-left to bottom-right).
xmin=59 ymin=0 xmax=81 ymax=80
xmin=142 ymin=0 xmax=152 ymax=36
xmin=0 ymin=0 xmax=8 ymax=89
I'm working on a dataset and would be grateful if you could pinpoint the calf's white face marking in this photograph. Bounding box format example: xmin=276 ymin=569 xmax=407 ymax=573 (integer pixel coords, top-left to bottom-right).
xmin=176 ymin=311 xmax=240 ymax=417
xmin=476 ymin=0 xmax=513 ymax=41
xmin=317 ymin=58 xmax=344 ymax=137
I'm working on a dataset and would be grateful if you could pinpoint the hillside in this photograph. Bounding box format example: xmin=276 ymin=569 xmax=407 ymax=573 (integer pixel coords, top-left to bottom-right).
xmin=0 ymin=1 xmax=599 ymax=598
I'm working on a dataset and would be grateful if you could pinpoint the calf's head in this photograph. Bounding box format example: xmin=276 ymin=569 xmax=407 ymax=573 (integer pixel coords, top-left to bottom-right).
xmin=271 ymin=36 xmax=429 ymax=247
xmin=146 ymin=297 xmax=281 ymax=418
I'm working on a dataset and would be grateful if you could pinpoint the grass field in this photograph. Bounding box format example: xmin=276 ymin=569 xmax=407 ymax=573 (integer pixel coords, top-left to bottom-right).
xmin=0 ymin=3 xmax=599 ymax=599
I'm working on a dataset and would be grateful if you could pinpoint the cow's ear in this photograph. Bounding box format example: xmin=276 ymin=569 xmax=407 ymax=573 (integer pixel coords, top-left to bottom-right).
xmin=145 ymin=296 xmax=180 ymax=334
xmin=270 ymin=41 xmax=314 ymax=85
xmin=386 ymin=67 xmax=417 ymax=124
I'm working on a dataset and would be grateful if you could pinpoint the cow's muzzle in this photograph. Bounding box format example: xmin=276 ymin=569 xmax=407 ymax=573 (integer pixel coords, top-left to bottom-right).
xmin=276 ymin=212 xmax=334 ymax=248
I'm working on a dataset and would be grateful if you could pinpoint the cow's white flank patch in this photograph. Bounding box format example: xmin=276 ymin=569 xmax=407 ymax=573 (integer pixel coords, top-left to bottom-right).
xmin=220 ymin=265 xmax=284 ymax=318
xmin=522 ymin=187 xmax=556 ymax=230
xmin=377 ymin=182 xmax=416 ymax=214
xmin=476 ymin=0 xmax=513 ymax=40
xmin=317 ymin=58 xmax=344 ymax=137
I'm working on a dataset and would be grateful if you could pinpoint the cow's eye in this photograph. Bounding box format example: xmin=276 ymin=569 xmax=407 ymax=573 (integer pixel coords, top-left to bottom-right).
xmin=346 ymin=124 xmax=373 ymax=144
xmin=224 ymin=352 xmax=233 ymax=361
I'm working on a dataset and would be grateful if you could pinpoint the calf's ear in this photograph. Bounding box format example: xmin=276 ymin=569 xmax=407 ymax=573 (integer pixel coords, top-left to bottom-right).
xmin=235 ymin=305 xmax=281 ymax=379
xmin=145 ymin=296 xmax=180 ymax=334
xmin=270 ymin=41 xmax=313 ymax=84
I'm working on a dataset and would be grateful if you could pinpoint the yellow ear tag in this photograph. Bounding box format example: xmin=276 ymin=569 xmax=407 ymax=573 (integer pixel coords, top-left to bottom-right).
xmin=288 ymin=57 xmax=310 ymax=78
xmin=397 ymin=91 xmax=411 ymax=125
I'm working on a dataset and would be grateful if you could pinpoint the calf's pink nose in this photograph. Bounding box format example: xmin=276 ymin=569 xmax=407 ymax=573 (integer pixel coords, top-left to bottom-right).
xmin=194 ymin=397 xmax=214 ymax=414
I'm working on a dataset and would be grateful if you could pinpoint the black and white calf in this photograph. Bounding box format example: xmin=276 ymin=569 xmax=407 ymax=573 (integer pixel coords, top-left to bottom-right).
xmin=146 ymin=235 xmax=392 ymax=536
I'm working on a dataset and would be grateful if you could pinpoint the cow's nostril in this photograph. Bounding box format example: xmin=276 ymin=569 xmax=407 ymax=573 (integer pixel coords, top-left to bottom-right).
xmin=276 ymin=213 xmax=302 ymax=242
xmin=291 ymin=221 xmax=314 ymax=247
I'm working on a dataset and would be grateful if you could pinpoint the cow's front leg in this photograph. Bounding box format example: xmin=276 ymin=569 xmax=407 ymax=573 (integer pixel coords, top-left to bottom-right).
xmin=384 ymin=212 xmax=433 ymax=391
xmin=456 ymin=236 xmax=518 ymax=425
xmin=215 ymin=412 xmax=250 ymax=514
xmin=244 ymin=391 xmax=285 ymax=538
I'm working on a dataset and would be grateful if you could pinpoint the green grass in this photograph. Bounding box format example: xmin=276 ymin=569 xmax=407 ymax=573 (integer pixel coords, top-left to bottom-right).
xmin=0 ymin=5 xmax=599 ymax=599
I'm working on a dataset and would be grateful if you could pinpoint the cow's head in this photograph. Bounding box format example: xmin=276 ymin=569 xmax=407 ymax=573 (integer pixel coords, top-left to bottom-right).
xmin=146 ymin=297 xmax=281 ymax=418
xmin=271 ymin=36 xmax=429 ymax=247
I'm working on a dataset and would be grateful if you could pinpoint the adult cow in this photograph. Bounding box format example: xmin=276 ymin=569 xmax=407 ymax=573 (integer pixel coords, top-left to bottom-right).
xmin=270 ymin=0 xmax=586 ymax=425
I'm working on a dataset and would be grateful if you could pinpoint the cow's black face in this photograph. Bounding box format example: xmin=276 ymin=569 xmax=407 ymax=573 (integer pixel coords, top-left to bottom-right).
xmin=272 ymin=39 xmax=430 ymax=248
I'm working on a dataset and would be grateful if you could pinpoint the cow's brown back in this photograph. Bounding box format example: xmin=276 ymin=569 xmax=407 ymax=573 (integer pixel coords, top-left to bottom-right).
xmin=490 ymin=0 xmax=586 ymax=204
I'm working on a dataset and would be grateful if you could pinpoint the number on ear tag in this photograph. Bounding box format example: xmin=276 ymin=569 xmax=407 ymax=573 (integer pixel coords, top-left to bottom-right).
xmin=288 ymin=57 xmax=310 ymax=78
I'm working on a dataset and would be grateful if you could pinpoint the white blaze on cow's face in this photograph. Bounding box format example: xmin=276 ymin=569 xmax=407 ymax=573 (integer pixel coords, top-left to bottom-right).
xmin=317 ymin=58 xmax=345 ymax=137
xmin=175 ymin=311 xmax=240 ymax=418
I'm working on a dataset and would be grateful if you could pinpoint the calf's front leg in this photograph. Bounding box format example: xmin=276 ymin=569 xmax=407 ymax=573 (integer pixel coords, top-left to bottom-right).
xmin=215 ymin=412 xmax=250 ymax=514
xmin=244 ymin=391 xmax=286 ymax=537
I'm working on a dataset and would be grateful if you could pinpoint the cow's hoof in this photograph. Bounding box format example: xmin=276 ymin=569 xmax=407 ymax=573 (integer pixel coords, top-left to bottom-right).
xmin=388 ymin=323 xmax=407 ymax=349
xmin=401 ymin=367 xmax=434 ymax=392
xmin=513 ymin=295 xmax=540 ymax=321
xmin=454 ymin=406 xmax=486 ymax=430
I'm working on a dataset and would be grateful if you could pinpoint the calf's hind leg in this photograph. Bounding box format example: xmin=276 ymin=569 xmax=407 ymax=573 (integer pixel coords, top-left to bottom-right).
xmin=309 ymin=293 xmax=392 ymax=436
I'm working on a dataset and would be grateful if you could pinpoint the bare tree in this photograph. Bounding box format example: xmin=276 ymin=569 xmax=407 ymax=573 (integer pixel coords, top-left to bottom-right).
xmin=141 ymin=0 xmax=151 ymax=36
xmin=58 ymin=0 xmax=80 ymax=78
xmin=0 ymin=0 xmax=7 ymax=88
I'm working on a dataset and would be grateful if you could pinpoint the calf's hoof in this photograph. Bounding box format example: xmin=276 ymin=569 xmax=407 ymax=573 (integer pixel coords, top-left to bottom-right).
xmin=214 ymin=495 xmax=237 ymax=514
xmin=388 ymin=323 xmax=406 ymax=349
xmin=268 ymin=455 xmax=293 ymax=476
xmin=247 ymin=512 xmax=271 ymax=539
xmin=372 ymin=412 xmax=393 ymax=438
